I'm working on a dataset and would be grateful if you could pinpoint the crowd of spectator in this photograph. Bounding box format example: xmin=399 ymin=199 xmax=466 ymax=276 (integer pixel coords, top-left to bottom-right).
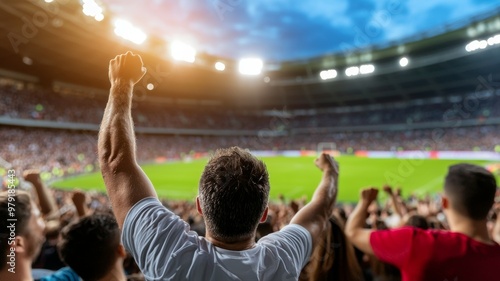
xmin=0 ymin=75 xmax=500 ymax=281
xmin=0 ymin=167 xmax=498 ymax=281
xmin=1 ymin=125 xmax=499 ymax=181
xmin=2 ymin=84 xmax=500 ymax=131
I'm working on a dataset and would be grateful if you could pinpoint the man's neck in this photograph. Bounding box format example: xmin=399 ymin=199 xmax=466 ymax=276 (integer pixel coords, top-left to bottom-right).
xmin=0 ymin=258 xmax=32 ymax=281
xmin=96 ymin=261 xmax=127 ymax=281
xmin=449 ymin=216 xmax=494 ymax=245
xmin=205 ymin=231 xmax=256 ymax=251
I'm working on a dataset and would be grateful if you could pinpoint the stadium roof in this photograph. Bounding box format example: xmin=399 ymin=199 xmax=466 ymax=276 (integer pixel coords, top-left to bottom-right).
xmin=100 ymin=0 xmax=500 ymax=61
xmin=0 ymin=1 xmax=499 ymax=110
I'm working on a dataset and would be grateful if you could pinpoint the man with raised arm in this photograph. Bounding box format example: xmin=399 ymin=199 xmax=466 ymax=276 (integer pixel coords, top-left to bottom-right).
xmin=98 ymin=51 xmax=340 ymax=280
xmin=345 ymin=163 xmax=500 ymax=281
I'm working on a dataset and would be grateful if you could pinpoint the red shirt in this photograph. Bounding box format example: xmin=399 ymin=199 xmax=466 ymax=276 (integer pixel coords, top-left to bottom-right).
xmin=370 ymin=227 xmax=500 ymax=281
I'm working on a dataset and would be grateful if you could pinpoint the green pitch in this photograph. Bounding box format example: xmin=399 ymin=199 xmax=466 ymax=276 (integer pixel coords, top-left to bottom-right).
xmin=51 ymin=156 xmax=497 ymax=202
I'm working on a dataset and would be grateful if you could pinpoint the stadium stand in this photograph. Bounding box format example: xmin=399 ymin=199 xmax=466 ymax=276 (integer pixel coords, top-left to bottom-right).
xmin=0 ymin=1 xmax=499 ymax=280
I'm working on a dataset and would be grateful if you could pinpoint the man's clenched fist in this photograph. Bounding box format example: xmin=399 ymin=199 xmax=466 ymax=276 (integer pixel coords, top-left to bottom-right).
xmin=360 ymin=187 xmax=379 ymax=205
xmin=314 ymin=153 xmax=339 ymax=177
xmin=109 ymin=51 xmax=146 ymax=86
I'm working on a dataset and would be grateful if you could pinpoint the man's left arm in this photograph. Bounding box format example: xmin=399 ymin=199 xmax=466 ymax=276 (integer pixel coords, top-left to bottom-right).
xmin=98 ymin=51 xmax=157 ymax=228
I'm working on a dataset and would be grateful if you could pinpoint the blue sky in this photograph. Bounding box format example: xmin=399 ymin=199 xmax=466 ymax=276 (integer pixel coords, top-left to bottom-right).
xmin=100 ymin=0 xmax=499 ymax=61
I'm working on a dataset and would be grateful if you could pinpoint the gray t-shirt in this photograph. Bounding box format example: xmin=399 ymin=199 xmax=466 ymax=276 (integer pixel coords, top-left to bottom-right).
xmin=122 ymin=197 xmax=312 ymax=281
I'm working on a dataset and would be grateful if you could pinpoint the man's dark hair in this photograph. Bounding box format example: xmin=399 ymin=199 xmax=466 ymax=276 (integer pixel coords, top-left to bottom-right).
xmin=444 ymin=163 xmax=497 ymax=220
xmin=0 ymin=191 xmax=32 ymax=271
xmin=405 ymin=215 xmax=429 ymax=230
xmin=198 ymin=147 xmax=270 ymax=243
xmin=58 ymin=213 xmax=120 ymax=281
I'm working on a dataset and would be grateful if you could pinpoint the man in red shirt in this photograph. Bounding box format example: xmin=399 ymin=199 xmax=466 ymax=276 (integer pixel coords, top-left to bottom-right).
xmin=345 ymin=163 xmax=500 ymax=281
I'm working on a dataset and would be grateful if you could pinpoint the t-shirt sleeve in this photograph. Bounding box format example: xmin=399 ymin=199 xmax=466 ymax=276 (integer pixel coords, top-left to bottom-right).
xmin=122 ymin=197 xmax=197 ymax=278
xmin=38 ymin=267 xmax=80 ymax=281
xmin=370 ymin=227 xmax=418 ymax=268
xmin=258 ymin=224 xmax=313 ymax=276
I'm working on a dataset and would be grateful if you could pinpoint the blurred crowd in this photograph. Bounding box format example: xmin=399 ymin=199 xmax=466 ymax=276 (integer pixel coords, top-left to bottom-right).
xmin=0 ymin=171 xmax=498 ymax=281
xmin=2 ymin=85 xmax=500 ymax=131
xmin=1 ymin=85 xmax=499 ymax=281
xmin=1 ymin=125 xmax=499 ymax=181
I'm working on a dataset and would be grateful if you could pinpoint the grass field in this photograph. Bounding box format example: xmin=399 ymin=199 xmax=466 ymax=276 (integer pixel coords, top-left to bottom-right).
xmin=52 ymin=156 xmax=498 ymax=203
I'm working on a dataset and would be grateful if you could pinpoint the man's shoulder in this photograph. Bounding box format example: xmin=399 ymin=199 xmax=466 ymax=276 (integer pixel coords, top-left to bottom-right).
xmin=258 ymin=224 xmax=312 ymax=244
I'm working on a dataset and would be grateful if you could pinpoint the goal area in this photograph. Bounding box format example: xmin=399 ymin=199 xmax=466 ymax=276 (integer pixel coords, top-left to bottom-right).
xmin=317 ymin=142 xmax=337 ymax=155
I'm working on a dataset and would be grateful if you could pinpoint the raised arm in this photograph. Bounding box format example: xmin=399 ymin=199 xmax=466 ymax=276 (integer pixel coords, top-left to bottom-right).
xmin=290 ymin=153 xmax=339 ymax=248
xmin=71 ymin=190 xmax=89 ymax=218
xmin=345 ymin=187 xmax=378 ymax=255
xmin=383 ymin=185 xmax=403 ymax=218
xmin=23 ymin=170 xmax=58 ymax=217
xmin=98 ymin=51 xmax=156 ymax=228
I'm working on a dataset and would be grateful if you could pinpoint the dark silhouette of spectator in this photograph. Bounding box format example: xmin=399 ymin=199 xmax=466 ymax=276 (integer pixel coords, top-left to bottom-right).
xmin=98 ymin=51 xmax=339 ymax=280
xmin=300 ymin=216 xmax=364 ymax=281
xmin=345 ymin=164 xmax=500 ymax=281
xmin=58 ymin=213 xmax=127 ymax=281
xmin=404 ymin=215 xmax=429 ymax=230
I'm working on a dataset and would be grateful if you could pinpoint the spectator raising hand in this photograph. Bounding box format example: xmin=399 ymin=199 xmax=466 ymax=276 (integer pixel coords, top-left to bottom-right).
xmin=98 ymin=51 xmax=345 ymax=281
xmin=71 ymin=190 xmax=88 ymax=218
xmin=362 ymin=188 xmax=379 ymax=205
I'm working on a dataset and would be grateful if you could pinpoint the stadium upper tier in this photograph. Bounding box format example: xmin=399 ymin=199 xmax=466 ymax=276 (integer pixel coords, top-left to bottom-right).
xmin=1 ymin=85 xmax=499 ymax=134
xmin=0 ymin=2 xmax=499 ymax=109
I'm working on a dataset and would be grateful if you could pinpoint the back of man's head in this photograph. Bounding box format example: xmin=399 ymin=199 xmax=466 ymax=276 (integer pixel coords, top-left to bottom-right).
xmin=444 ymin=163 xmax=497 ymax=220
xmin=199 ymin=147 xmax=270 ymax=243
xmin=0 ymin=190 xmax=33 ymax=271
xmin=58 ymin=212 xmax=121 ymax=281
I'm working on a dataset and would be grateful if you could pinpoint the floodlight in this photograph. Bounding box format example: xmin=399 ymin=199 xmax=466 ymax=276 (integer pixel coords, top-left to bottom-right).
xmin=215 ymin=62 xmax=225 ymax=71
xmin=238 ymin=58 xmax=263 ymax=75
xmin=360 ymin=64 xmax=375 ymax=74
xmin=113 ymin=19 xmax=147 ymax=45
xmin=399 ymin=57 xmax=409 ymax=67
xmin=170 ymin=41 xmax=196 ymax=63
xmin=320 ymin=69 xmax=337 ymax=80
xmin=345 ymin=66 xmax=359 ymax=77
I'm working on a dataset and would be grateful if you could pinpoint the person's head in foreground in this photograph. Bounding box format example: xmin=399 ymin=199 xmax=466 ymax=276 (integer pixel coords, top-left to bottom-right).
xmin=0 ymin=190 xmax=46 ymax=281
xmin=443 ymin=163 xmax=497 ymax=224
xmin=58 ymin=212 xmax=127 ymax=281
xmin=196 ymin=146 xmax=270 ymax=246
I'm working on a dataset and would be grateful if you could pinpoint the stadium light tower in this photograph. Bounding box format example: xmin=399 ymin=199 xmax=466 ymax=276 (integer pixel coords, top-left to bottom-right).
xmin=359 ymin=64 xmax=375 ymax=74
xmin=113 ymin=19 xmax=147 ymax=44
xmin=345 ymin=66 xmax=359 ymax=77
xmin=399 ymin=57 xmax=409 ymax=67
xmin=170 ymin=41 xmax=196 ymax=63
xmin=82 ymin=0 xmax=104 ymax=21
xmin=215 ymin=62 xmax=225 ymax=71
xmin=320 ymin=69 xmax=337 ymax=80
xmin=238 ymin=58 xmax=263 ymax=75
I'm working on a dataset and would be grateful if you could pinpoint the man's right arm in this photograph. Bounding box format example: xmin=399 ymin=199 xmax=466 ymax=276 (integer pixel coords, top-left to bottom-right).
xmin=289 ymin=153 xmax=339 ymax=249
xmin=345 ymin=187 xmax=378 ymax=255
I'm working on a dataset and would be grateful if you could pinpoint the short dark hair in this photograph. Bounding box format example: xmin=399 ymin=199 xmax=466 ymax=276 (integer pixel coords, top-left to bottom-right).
xmin=444 ymin=163 xmax=497 ymax=220
xmin=198 ymin=147 xmax=270 ymax=243
xmin=0 ymin=191 xmax=32 ymax=271
xmin=58 ymin=213 xmax=120 ymax=281
xmin=405 ymin=215 xmax=429 ymax=230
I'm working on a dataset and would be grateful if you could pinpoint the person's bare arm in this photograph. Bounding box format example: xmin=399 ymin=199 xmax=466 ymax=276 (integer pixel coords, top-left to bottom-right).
xmin=290 ymin=153 xmax=339 ymax=248
xmin=98 ymin=51 xmax=156 ymax=228
xmin=23 ymin=170 xmax=57 ymax=216
xmin=71 ymin=190 xmax=89 ymax=218
xmin=345 ymin=187 xmax=379 ymax=255
xmin=383 ymin=185 xmax=403 ymax=218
